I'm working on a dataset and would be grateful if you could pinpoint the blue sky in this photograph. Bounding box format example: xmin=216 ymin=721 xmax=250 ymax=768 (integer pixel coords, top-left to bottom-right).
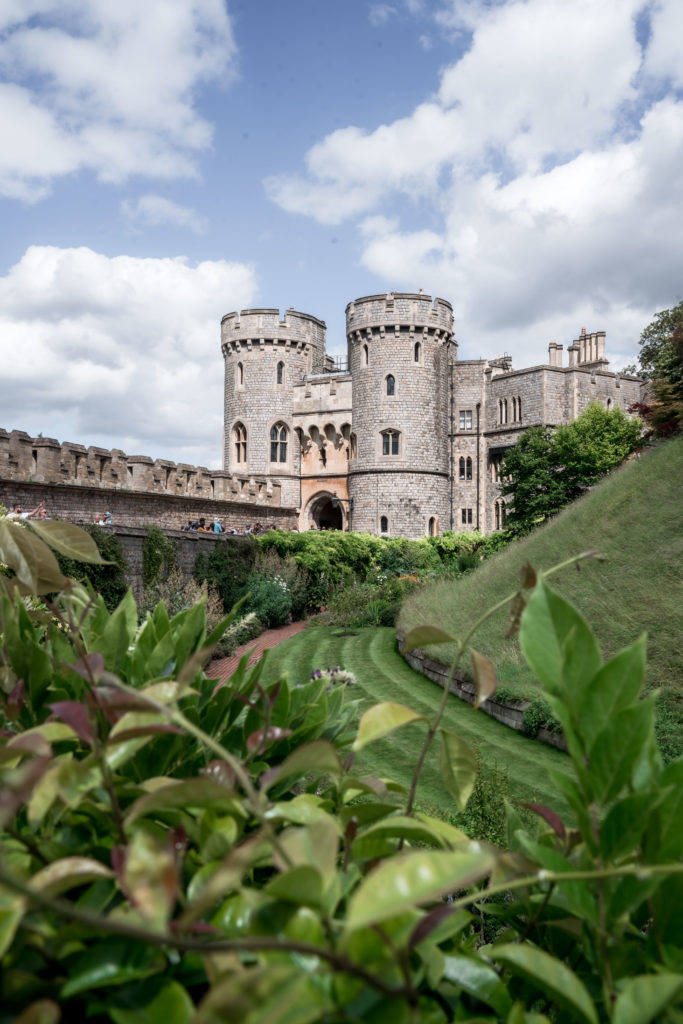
xmin=1 ymin=0 xmax=682 ymax=468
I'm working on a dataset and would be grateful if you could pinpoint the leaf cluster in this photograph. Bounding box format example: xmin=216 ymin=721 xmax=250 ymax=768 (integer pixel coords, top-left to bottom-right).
xmin=0 ymin=522 xmax=682 ymax=1023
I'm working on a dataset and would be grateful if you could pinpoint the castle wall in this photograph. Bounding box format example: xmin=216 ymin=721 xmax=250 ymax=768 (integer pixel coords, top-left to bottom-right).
xmin=221 ymin=308 xmax=326 ymax=507
xmin=293 ymin=374 xmax=352 ymax=529
xmin=346 ymin=292 xmax=454 ymax=538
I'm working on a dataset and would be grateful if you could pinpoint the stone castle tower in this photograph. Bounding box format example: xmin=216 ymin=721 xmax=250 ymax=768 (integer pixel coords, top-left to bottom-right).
xmin=221 ymin=293 xmax=643 ymax=538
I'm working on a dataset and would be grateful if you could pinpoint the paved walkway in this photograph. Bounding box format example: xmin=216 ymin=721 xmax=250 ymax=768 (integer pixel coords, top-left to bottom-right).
xmin=210 ymin=620 xmax=307 ymax=684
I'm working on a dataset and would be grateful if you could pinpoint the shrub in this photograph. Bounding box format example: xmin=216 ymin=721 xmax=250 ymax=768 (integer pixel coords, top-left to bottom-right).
xmin=140 ymin=565 xmax=224 ymax=633
xmin=141 ymin=524 xmax=177 ymax=589
xmin=56 ymin=523 xmax=128 ymax=610
xmin=195 ymin=535 xmax=257 ymax=611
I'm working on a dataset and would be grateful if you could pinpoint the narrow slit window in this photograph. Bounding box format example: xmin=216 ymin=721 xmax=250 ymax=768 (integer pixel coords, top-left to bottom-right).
xmin=386 ymin=374 xmax=395 ymax=396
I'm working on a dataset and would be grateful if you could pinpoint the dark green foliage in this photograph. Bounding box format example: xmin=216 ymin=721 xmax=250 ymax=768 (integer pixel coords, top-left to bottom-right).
xmin=141 ymin=524 xmax=177 ymax=589
xmin=502 ymin=403 xmax=641 ymax=534
xmin=194 ymin=535 xmax=257 ymax=610
xmin=637 ymin=300 xmax=683 ymax=382
xmin=56 ymin=524 xmax=128 ymax=610
xmin=243 ymin=573 xmax=291 ymax=627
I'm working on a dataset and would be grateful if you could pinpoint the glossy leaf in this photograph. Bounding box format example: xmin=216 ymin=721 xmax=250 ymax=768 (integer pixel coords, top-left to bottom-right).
xmin=60 ymin=939 xmax=165 ymax=997
xmin=346 ymin=846 xmax=493 ymax=930
xmin=471 ymin=648 xmax=497 ymax=708
xmin=599 ymin=793 xmax=656 ymax=862
xmin=246 ymin=725 xmax=293 ymax=752
xmin=522 ymin=802 xmax=566 ymax=840
xmin=654 ymin=758 xmax=683 ymax=860
xmin=265 ymin=865 xmax=324 ymax=908
xmin=442 ymin=954 xmax=513 ymax=1016
xmin=403 ymin=625 xmax=456 ymax=652
xmin=439 ymin=728 xmax=476 ymax=811
xmin=588 ymin=698 xmax=655 ymax=804
xmin=261 ymin=739 xmax=342 ymax=791
xmin=579 ymin=636 xmax=646 ymax=749
xmin=31 ymin=856 xmax=113 ymax=896
xmin=109 ymin=980 xmax=194 ymax=1024
xmin=612 ymin=973 xmax=683 ymax=1024
xmin=352 ymin=702 xmax=427 ymax=751
xmin=124 ymin=777 xmax=237 ymax=826
xmin=490 ymin=943 xmax=598 ymax=1024
xmin=0 ymin=520 xmax=66 ymax=594
xmin=0 ymin=887 xmax=25 ymax=957
xmin=47 ymin=701 xmax=95 ymax=745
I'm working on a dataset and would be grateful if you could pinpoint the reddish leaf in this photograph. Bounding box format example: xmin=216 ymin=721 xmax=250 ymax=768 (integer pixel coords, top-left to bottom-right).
xmin=246 ymin=726 xmax=292 ymax=752
xmin=110 ymin=845 xmax=126 ymax=881
xmin=71 ymin=652 xmax=105 ymax=682
xmin=520 ymin=562 xmax=537 ymax=590
xmin=522 ymin=802 xmax=567 ymax=840
xmin=506 ymin=594 xmax=526 ymax=639
xmin=409 ymin=903 xmax=457 ymax=948
xmin=268 ymin=681 xmax=281 ymax=707
xmin=5 ymin=732 xmax=52 ymax=758
xmin=200 ymin=759 xmax=236 ymax=788
xmin=48 ymin=702 xmax=95 ymax=745
xmin=470 ymin=649 xmax=497 ymax=708
xmin=7 ymin=679 xmax=25 ymax=721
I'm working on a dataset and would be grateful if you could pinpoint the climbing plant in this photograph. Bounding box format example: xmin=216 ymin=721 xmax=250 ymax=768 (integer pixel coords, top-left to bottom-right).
xmin=142 ymin=523 xmax=178 ymax=590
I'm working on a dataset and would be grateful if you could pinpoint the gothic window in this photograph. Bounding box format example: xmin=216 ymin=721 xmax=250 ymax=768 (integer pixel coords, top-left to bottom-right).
xmin=277 ymin=361 xmax=284 ymax=385
xmin=414 ymin=341 xmax=421 ymax=362
xmin=466 ymin=457 xmax=472 ymax=480
xmin=363 ymin=344 xmax=369 ymax=366
xmin=428 ymin=516 xmax=437 ymax=537
xmin=350 ymin=432 xmax=357 ymax=458
xmin=459 ymin=409 xmax=473 ymax=430
xmin=233 ymin=423 xmax=247 ymax=464
xmin=237 ymin=362 xmax=244 ymax=387
xmin=380 ymin=515 xmax=389 ymax=534
xmin=503 ymin=399 xmax=508 ymax=424
xmin=386 ymin=374 xmax=395 ymax=396
xmin=381 ymin=429 xmax=400 ymax=456
xmin=512 ymin=397 xmax=517 ymax=421
xmin=517 ymin=396 xmax=522 ymax=421
xmin=270 ymin=423 xmax=288 ymax=463
xmin=495 ymin=501 xmax=500 ymax=531
xmin=459 ymin=457 xmax=465 ymax=480
xmin=461 ymin=508 xmax=473 ymax=525
xmin=606 ymin=397 xmax=612 ymax=410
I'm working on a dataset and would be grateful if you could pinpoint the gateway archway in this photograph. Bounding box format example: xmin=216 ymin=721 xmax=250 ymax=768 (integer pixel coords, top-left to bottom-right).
xmin=306 ymin=493 xmax=344 ymax=531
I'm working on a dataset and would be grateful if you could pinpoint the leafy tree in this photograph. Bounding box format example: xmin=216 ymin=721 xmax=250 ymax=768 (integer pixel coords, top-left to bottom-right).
xmin=629 ymin=303 xmax=683 ymax=436
xmin=502 ymin=405 xmax=641 ymax=534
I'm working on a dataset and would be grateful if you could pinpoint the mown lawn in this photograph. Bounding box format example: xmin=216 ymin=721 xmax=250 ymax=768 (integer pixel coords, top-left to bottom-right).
xmin=258 ymin=625 xmax=574 ymax=820
xmin=398 ymin=436 xmax=683 ymax=760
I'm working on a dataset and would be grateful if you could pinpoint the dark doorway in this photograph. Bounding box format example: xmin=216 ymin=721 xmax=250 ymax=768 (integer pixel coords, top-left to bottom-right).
xmin=312 ymin=497 xmax=343 ymax=531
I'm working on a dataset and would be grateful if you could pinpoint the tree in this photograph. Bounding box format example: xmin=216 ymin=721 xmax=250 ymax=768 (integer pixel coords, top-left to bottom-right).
xmin=502 ymin=404 xmax=641 ymax=534
xmin=630 ymin=302 xmax=683 ymax=436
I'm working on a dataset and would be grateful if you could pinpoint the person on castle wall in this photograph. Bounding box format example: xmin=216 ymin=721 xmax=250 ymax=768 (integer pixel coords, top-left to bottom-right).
xmin=212 ymin=517 xmax=223 ymax=534
xmin=197 ymin=517 xmax=208 ymax=532
xmin=7 ymin=500 xmax=45 ymax=520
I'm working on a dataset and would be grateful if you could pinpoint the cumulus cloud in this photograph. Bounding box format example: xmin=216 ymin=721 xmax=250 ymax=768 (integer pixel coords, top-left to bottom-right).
xmin=121 ymin=194 xmax=208 ymax=234
xmin=0 ymin=246 xmax=257 ymax=466
xmin=0 ymin=0 xmax=236 ymax=201
xmin=267 ymin=0 xmax=683 ymax=364
xmin=368 ymin=4 xmax=398 ymax=26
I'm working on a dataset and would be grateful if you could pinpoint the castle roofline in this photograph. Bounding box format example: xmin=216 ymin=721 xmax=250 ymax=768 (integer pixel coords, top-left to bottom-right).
xmin=221 ymin=307 xmax=326 ymax=329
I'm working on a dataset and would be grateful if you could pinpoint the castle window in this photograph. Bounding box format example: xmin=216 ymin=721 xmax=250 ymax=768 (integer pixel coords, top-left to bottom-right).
xmin=270 ymin=423 xmax=288 ymax=463
xmin=233 ymin=423 xmax=247 ymax=464
xmin=381 ymin=429 xmax=400 ymax=456
xmin=494 ymin=500 xmax=506 ymax=530
xmin=606 ymin=397 xmax=612 ymax=410
xmin=461 ymin=508 xmax=473 ymax=525
xmin=237 ymin=362 xmax=244 ymax=387
xmin=428 ymin=516 xmax=437 ymax=537
xmin=414 ymin=341 xmax=421 ymax=363
xmin=459 ymin=409 xmax=472 ymax=430
xmin=380 ymin=515 xmax=389 ymax=534
xmin=466 ymin=457 xmax=472 ymax=480
xmin=517 ymin=396 xmax=522 ymax=421
xmin=512 ymin=397 xmax=517 ymax=421
xmin=277 ymin=361 xmax=284 ymax=385
xmin=495 ymin=502 xmax=500 ymax=531
xmin=363 ymin=344 xmax=369 ymax=366
xmin=459 ymin=457 xmax=465 ymax=480
xmin=386 ymin=374 xmax=395 ymax=396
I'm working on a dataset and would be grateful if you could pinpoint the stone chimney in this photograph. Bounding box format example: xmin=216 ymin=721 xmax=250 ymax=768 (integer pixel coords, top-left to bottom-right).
xmin=548 ymin=340 xmax=563 ymax=367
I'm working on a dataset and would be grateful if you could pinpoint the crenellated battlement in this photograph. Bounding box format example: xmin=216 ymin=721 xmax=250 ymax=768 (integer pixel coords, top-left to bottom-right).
xmin=221 ymin=307 xmax=326 ymax=356
xmin=345 ymin=292 xmax=454 ymax=336
xmin=0 ymin=428 xmax=282 ymax=507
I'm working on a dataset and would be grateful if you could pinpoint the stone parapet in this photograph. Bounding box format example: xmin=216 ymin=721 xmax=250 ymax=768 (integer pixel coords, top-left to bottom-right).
xmin=221 ymin=307 xmax=326 ymax=357
xmin=346 ymin=292 xmax=453 ymax=333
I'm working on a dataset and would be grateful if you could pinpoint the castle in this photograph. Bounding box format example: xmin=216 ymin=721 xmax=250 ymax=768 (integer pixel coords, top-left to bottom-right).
xmin=222 ymin=291 xmax=643 ymax=538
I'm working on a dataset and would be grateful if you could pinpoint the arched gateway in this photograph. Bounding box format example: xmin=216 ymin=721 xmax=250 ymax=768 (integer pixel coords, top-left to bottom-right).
xmin=305 ymin=492 xmax=345 ymax=531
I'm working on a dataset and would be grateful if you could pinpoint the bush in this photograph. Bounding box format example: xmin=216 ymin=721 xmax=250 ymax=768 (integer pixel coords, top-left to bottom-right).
xmin=139 ymin=565 xmax=224 ymax=633
xmin=243 ymin=573 xmax=291 ymax=628
xmin=56 ymin=523 xmax=128 ymax=610
xmin=195 ymin=535 xmax=257 ymax=611
xmin=142 ymin=524 xmax=177 ymax=589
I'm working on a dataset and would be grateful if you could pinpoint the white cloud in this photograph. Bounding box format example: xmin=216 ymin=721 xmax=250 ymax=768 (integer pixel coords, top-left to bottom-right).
xmin=0 ymin=246 xmax=257 ymax=466
xmin=0 ymin=0 xmax=236 ymax=201
xmin=267 ymin=0 xmax=683 ymax=364
xmin=121 ymin=194 xmax=208 ymax=234
xmin=368 ymin=4 xmax=398 ymax=26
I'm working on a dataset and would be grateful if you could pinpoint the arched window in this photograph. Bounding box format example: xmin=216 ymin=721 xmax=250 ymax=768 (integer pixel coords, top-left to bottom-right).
xmin=380 ymin=515 xmax=389 ymax=534
xmin=233 ymin=423 xmax=247 ymax=464
xmin=498 ymin=399 xmax=503 ymax=424
xmin=503 ymin=399 xmax=508 ymax=424
xmin=517 ymin=396 xmax=522 ymax=421
xmin=381 ymin=429 xmax=400 ymax=456
xmin=495 ymin=502 xmax=500 ymax=531
xmin=459 ymin=456 xmax=465 ymax=480
xmin=386 ymin=374 xmax=395 ymax=396
xmin=512 ymin=397 xmax=517 ymax=421
xmin=428 ymin=516 xmax=437 ymax=537
xmin=363 ymin=344 xmax=369 ymax=366
xmin=277 ymin=361 xmax=284 ymax=385
xmin=414 ymin=341 xmax=421 ymax=363
xmin=237 ymin=362 xmax=244 ymax=387
xmin=466 ymin=457 xmax=472 ymax=480
xmin=270 ymin=423 xmax=288 ymax=463
xmin=606 ymin=397 xmax=612 ymax=410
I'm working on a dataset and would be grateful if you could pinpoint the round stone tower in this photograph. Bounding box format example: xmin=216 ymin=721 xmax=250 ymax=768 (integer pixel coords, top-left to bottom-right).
xmin=221 ymin=307 xmax=326 ymax=507
xmin=346 ymin=292 xmax=455 ymax=538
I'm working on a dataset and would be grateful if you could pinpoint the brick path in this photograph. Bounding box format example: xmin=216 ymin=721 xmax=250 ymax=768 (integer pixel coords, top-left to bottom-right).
xmin=210 ymin=620 xmax=307 ymax=684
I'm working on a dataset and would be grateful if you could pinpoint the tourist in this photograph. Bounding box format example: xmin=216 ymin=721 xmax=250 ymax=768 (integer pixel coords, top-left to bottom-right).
xmin=7 ymin=500 xmax=45 ymax=520
xmin=212 ymin=517 xmax=223 ymax=534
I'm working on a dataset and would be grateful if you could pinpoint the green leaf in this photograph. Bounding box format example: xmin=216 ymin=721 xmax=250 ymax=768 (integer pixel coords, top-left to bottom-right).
xmin=346 ymin=846 xmax=494 ymax=931
xmin=653 ymin=758 xmax=683 ymax=861
xmin=471 ymin=648 xmax=498 ymax=707
xmin=0 ymin=520 xmax=65 ymax=594
xmin=265 ymin=865 xmax=324 ymax=909
xmin=30 ymin=520 xmax=109 ymax=564
xmin=403 ymin=625 xmax=456 ymax=652
xmin=261 ymin=739 xmax=342 ymax=791
xmin=277 ymin=819 xmax=340 ymax=886
xmin=351 ymin=816 xmax=451 ymax=859
xmin=110 ymin=980 xmax=194 ymax=1024
xmin=61 ymin=939 xmax=165 ymax=997
xmin=124 ymin=777 xmax=237 ymax=826
xmin=30 ymin=856 xmax=113 ymax=896
xmin=490 ymin=943 xmax=598 ymax=1024
xmin=579 ymin=636 xmax=647 ymax=749
xmin=439 ymin=728 xmax=477 ymax=811
xmin=600 ymin=793 xmax=657 ymax=862
xmin=612 ymin=973 xmax=683 ymax=1024
xmin=352 ymin=702 xmax=427 ymax=751
xmin=588 ymin=698 xmax=655 ymax=804
xmin=442 ymin=954 xmax=513 ymax=1016
xmin=0 ymin=886 xmax=25 ymax=957
xmin=520 ymin=579 xmax=601 ymax=700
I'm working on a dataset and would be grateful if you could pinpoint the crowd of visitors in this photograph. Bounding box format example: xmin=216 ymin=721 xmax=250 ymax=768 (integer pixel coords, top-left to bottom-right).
xmin=7 ymin=501 xmax=48 ymax=520
xmin=182 ymin=518 xmax=281 ymax=536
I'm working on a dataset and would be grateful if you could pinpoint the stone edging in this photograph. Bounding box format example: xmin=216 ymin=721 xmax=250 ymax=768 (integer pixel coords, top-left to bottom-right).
xmin=395 ymin=630 xmax=567 ymax=753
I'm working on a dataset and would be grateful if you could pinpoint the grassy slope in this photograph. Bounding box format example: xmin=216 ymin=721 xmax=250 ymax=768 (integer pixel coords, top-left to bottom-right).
xmin=398 ymin=437 xmax=683 ymax=756
xmin=258 ymin=626 xmax=574 ymax=819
